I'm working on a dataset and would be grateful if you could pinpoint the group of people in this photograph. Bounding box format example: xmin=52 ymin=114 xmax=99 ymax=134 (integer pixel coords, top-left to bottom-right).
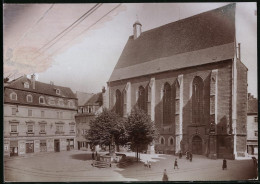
xmin=144 ymin=160 xmax=152 ymax=168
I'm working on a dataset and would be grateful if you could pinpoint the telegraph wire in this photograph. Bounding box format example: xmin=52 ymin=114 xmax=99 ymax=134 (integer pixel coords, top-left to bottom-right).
xmin=37 ymin=4 xmax=122 ymax=64
xmin=12 ymin=4 xmax=55 ymax=50
xmin=32 ymin=3 xmax=102 ymax=60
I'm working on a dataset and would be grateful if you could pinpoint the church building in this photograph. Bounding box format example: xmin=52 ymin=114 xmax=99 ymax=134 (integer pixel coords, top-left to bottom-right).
xmin=107 ymin=4 xmax=247 ymax=159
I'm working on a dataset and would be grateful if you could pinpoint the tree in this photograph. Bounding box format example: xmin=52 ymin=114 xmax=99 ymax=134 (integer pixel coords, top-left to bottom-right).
xmin=87 ymin=108 xmax=127 ymax=153
xmin=125 ymin=108 xmax=158 ymax=161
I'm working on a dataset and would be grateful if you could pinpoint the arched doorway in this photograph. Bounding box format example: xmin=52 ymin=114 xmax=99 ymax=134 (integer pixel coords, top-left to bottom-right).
xmin=192 ymin=135 xmax=202 ymax=155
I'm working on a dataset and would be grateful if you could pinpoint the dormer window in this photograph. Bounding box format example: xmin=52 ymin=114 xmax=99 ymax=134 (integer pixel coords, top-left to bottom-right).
xmin=24 ymin=82 xmax=29 ymax=88
xmin=56 ymin=89 xmax=60 ymax=95
xmin=10 ymin=92 xmax=17 ymax=101
xmin=39 ymin=96 xmax=45 ymax=104
xmin=27 ymin=94 xmax=33 ymax=103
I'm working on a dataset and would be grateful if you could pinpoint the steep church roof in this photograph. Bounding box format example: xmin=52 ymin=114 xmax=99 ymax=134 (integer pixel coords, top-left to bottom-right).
xmin=109 ymin=3 xmax=236 ymax=82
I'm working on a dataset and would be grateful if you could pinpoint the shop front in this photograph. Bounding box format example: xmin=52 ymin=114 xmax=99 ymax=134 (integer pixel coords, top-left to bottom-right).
xmin=10 ymin=141 xmax=18 ymax=156
xmin=26 ymin=140 xmax=34 ymax=153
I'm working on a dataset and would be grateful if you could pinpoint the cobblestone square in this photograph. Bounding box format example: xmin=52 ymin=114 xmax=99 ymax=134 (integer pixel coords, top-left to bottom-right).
xmin=4 ymin=150 xmax=257 ymax=182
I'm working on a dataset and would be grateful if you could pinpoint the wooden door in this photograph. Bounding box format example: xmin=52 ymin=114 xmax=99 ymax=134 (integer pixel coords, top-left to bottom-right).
xmin=192 ymin=136 xmax=202 ymax=155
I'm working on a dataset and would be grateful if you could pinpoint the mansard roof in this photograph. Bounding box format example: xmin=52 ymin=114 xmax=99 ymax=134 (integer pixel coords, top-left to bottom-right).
xmin=5 ymin=75 xmax=76 ymax=99
xmin=109 ymin=3 xmax=236 ymax=82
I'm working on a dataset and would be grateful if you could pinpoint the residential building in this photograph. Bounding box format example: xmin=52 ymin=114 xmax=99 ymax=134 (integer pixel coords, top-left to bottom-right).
xmin=107 ymin=4 xmax=248 ymax=159
xmin=4 ymin=75 xmax=78 ymax=157
xmin=247 ymin=93 xmax=258 ymax=155
xmin=75 ymin=87 xmax=106 ymax=151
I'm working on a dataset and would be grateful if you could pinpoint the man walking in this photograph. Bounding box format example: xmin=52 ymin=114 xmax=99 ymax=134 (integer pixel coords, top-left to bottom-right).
xmin=174 ymin=158 xmax=179 ymax=169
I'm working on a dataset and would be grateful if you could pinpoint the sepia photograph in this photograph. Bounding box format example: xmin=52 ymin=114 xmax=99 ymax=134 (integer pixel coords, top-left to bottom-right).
xmin=3 ymin=2 xmax=258 ymax=182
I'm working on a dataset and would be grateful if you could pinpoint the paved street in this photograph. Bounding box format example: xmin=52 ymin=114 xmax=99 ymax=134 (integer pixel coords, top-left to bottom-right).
xmin=4 ymin=150 xmax=257 ymax=182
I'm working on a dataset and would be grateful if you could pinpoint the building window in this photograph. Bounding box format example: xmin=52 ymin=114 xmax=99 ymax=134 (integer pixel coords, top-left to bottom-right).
xmin=49 ymin=98 xmax=55 ymax=105
xmin=56 ymin=89 xmax=60 ymax=95
xmin=58 ymin=99 xmax=64 ymax=106
xmin=12 ymin=107 xmax=17 ymax=115
xmin=255 ymin=131 xmax=258 ymax=137
xmin=41 ymin=111 xmax=45 ymax=118
xmin=70 ymin=125 xmax=75 ymax=132
xmin=69 ymin=101 xmax=74 ymax=107
xmin=160 ymin=137 xmax=165 ymax=145
xmin=115 ymin=89 xmax=122 ymax=116
xmin=123 ymin=90 xmax=127 ymax=117
xmin=28 ymin=109 xmax=33 ymax=117
xmin=27 ymin=125 xmax=34 ymax=133
xmin=11 ymin=124 xmax=18 ymax=133
xmin=27 ymin=94 xmax=33 ymax=103
xmin=40 ymin=124 xmax=46 ymax=133
xmin=88 ymin=106 xmax=92 ymax=113
xmin=28 ymin=109 xmax=33 ymax=116
xmin=163 ymin=83 xmax=172 ymax=125
xmin=24 ymin=82 xmax=29 ymax=88
xmin=138 ymin=86 xmax=146 ymax=112
xmin=10 ymin=92 xmax=17 ymax=101
xmin=169 ymin=137 xmax=174 ymax=145
xmin=39 ymin=96 xmax=45 ymax=104
xmin=254 ymin=117 xmax=258 ymax=122
xmin=56 ymin=125 xmax=63 ymax=133
xmin=192 ymin=76 xmax=204 ymax=124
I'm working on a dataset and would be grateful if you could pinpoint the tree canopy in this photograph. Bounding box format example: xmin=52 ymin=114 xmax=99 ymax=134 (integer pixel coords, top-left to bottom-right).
xmin=125 ymin=108 xmax=158 ymax=159
xmin=87 ymin=108 xmax=127 ymax=148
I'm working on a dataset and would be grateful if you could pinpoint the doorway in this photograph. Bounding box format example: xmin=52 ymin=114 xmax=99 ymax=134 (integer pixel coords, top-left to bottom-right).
xmin=54 ymin=139 xmax=60 ymax=152
xmin=192 ymin=135 xmax=202 ymax=155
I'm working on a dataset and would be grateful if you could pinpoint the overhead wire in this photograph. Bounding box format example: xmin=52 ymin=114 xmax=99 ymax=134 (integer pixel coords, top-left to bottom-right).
xmin=32 ymin=3 xmax=102 ymax=60
xmin=12 ymin=4 xmax=55 ymax=50
xmin=37 ymin=3 xmax=122 ymax=64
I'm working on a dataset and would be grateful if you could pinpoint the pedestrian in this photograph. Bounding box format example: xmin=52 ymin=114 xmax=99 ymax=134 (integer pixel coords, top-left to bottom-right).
xmin=186 ymin=151 xmax=189 ymax=160
xmin=190 ymin=153 xmax=192 ymax=162
xmin=162 ymin=169 xmax=168 ymax=181
xmin=174 ymin=158 xmax=179 ymax=169
xmin=222 ymin=158 xmax=227 ymax=170
xmin=179 ymin=151 xmax=182 ymax=159
xmin=148 ymin=161 xmax=152 ymax=168
xmin=92 ymin=151 xmax=95 ymax=160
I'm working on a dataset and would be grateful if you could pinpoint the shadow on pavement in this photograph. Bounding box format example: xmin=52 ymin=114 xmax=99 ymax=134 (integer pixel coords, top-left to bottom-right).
xmin=70 ymin=153 xmax=93 ymax=161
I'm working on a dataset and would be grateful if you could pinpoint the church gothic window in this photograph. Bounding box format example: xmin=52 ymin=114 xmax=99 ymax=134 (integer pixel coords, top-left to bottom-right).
xmin=192 ymin=76 xmax=204 ymax=124
xmin=115 ymin=89 xmax=122 ymax=117
xmin=123 ymin=90 xmax=127 ymax=117
xmin=163 ymin=83 xmax=172 ymax=125
xmin=138 ymin=86 xmax=146 ymax=112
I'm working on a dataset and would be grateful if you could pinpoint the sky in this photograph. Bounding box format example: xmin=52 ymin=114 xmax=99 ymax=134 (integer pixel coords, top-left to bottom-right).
xmin=3 ymin=3 xmax=257 ymax=97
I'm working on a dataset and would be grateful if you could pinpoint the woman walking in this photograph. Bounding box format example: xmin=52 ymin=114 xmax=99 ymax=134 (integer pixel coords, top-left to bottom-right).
xmin=162 ymin=169 xmax=169 ymax=181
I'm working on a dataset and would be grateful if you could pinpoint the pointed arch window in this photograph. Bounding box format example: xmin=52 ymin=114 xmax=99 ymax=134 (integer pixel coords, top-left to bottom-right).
xmin=163 ymin=83 xmax=171 ymax=125
xmin=147 ymin=86 xmax=151 ymax=116
xmin=123 ymin=90 xmax=127 ymax=117
xmin=138 ymin=86 xmax=146 ymax=112
xmin=115 ymin=90 xmax=122 ymax=117
xmin=192 ymin=76 xmax=204 ymax=124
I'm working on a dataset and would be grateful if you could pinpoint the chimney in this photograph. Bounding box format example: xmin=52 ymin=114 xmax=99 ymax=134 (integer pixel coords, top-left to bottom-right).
xmin=133 ymin=21 xmax=142 ymax=40
xmin=102 ymin=86 xmax=106 ymax=93
xmin=31 ymin=74 xmax=36 ymax=89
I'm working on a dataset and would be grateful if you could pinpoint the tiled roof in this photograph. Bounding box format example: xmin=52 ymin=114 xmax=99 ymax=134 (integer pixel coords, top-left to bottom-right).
xmin=84 ymin=92 xmax=103 ymax=106
xmin=76 ymin=91 xmax=94 ymax=106
xmin=6 ymin=75 xmax=76 ymax=99
xmin=109 ymin=3 xmax=236 ymax=82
